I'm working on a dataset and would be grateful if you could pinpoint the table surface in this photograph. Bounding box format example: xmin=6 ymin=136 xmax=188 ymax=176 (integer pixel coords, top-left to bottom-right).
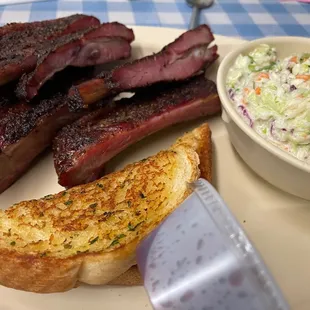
xmin=0 ymin=0 xmax=309 ymax=39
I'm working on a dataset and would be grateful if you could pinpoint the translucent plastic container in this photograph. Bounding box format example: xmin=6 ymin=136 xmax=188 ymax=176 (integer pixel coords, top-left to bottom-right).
xmin=136 ymin=179 xmax=290 ymax=310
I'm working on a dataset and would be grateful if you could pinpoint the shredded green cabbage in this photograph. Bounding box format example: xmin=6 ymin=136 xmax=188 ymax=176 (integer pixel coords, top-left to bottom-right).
xmin=226 ymin=44 xmax=310 ymax=163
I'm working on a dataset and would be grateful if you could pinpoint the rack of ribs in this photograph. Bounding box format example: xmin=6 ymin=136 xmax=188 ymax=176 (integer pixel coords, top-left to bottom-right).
xmin=16 ymin=22 xmax=135 ymax=101
xmin=67 ymin=24 xmax=218 ymax=109
xmin=53 ymin=74 xmax=221 ymax=188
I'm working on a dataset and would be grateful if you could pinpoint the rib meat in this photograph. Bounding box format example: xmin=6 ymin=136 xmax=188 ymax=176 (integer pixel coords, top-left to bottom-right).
xmin=0 ymin=67 xmax=98 ymax=194
xmin=53 ymin=74 xmax=221 ymax=188
xmin=0 ymin=15 xmax=99 ymax=38
xmin=68 ymin=24 xmax=218 ymax=109
xmin=16 ymin=22 xmax=134 ymax=101
xmin=0 ymin=14 xmax=100 ymax=86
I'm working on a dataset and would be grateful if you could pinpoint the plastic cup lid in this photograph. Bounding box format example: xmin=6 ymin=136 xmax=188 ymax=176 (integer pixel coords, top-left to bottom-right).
xmin=136 ymin=178 xmax=290 ymax=310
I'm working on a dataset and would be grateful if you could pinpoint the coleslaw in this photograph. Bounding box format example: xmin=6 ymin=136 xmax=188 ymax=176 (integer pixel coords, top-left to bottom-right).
xmin=226 ymin=44 xmax=310 ymax=164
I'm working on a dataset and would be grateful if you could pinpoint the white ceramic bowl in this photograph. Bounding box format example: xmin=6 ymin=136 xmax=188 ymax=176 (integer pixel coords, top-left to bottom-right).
xmin=217 ymin=36 xmax=310 ymax=201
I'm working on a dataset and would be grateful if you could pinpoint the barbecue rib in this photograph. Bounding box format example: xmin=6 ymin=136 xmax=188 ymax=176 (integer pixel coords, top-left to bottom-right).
xmin=68 ymin=24 xmax=219 ymax=109
xmin=0 ymin=15 xmax=100 ymax=86
xmin=0 ymin=15 xmax=100 ymax=38
xmin=0 ymin=68 xmax=97 ymax=194
xmin=17 ymin=22 xmax=135 ymax=101
xmin=53 ymin=74 xmax=221 ymax=188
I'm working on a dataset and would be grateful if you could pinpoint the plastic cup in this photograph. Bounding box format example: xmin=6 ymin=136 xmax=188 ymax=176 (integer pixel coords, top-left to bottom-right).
xmin=136 ymin=179 xmax=290 ymax=310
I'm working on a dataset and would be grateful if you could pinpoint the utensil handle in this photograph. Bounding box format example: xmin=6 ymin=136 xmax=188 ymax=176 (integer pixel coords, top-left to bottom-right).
xmin=189 ymin=6 xmax=200 ymax=29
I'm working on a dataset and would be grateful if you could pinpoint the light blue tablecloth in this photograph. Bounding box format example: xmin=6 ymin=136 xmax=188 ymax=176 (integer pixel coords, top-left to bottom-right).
xmin=0 ymin=0 xmax=309 ymax=40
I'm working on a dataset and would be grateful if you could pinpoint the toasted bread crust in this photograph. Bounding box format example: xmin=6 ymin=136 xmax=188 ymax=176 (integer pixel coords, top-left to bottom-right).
xmin=110 ymin=123 xmax=212 ymax=286
xmin=0 ymin=239 xmax=139 ymax=292
xmin=173 ymin=122 xmax=212 ymax=182
xmin=197 ymin=123 xmax=212 ymax=182
xmin=0 ymin=123 xmax=212 ymax=293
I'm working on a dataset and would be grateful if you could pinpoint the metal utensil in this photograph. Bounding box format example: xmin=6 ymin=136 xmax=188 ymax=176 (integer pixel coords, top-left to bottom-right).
xmin=187 ymin=0 xmax=214 ymax=29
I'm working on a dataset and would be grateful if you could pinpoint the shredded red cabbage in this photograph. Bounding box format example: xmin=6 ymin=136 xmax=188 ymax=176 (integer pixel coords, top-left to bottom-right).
xmin=238 ymin=105 xmax=253 ymax=128
xmin=228 ymin=88 xmax=235 ymax=100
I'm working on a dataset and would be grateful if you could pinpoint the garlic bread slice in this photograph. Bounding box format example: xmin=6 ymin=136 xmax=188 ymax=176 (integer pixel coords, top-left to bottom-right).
xmin=0 ymin=123 xmax=212 ymax=293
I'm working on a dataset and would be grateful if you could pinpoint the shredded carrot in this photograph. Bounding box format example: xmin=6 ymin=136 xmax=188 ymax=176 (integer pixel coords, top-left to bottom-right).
xmin=244 ymin=87 xmax=250 ymax=95
xmin=256 ymin=72 xmax=269 ymax=81
xmin=290 ymin=56 xmax=297 ymax=63
xmin=296 ymin=75 xmax=310 ymax=81
xmin=255 ymin=87 xmax=261 ymax=95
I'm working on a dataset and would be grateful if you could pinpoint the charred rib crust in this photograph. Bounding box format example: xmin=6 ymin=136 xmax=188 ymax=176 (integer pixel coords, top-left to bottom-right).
xmin=15 ymin=26 xmax=99 ymax=99
xmin=16 ymin=23 xmax=134 ymax=100
xmin=0 ymin=66 xmax=99 ymax=193
xmin=53 ymin=75 xmax=219 ymax=179
xmin=0 ymin=15 xmax=92 ymax=37
xmin=0 ymin=15 xmax=100 ymax=86
xmin=67 ymin=86 xmax=86 ymax=112
xmin=98 ymin=44 xmax=218 ymax=82
xmin=96 ymin=24 xmax=215 ymax=82
xmin=0 ymin=15 xmax=99 ymax=67
xmin=70 ymin=24 xmax=218 ymax=109
xmin=0 ymin=94 xmax=65 ymax=149
xmin=0 ymin=67 xmax=96 ymax=149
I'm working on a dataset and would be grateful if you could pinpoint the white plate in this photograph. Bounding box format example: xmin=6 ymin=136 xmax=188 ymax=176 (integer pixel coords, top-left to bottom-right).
xmin=0 ymin=26 xmax=309 ymax=310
